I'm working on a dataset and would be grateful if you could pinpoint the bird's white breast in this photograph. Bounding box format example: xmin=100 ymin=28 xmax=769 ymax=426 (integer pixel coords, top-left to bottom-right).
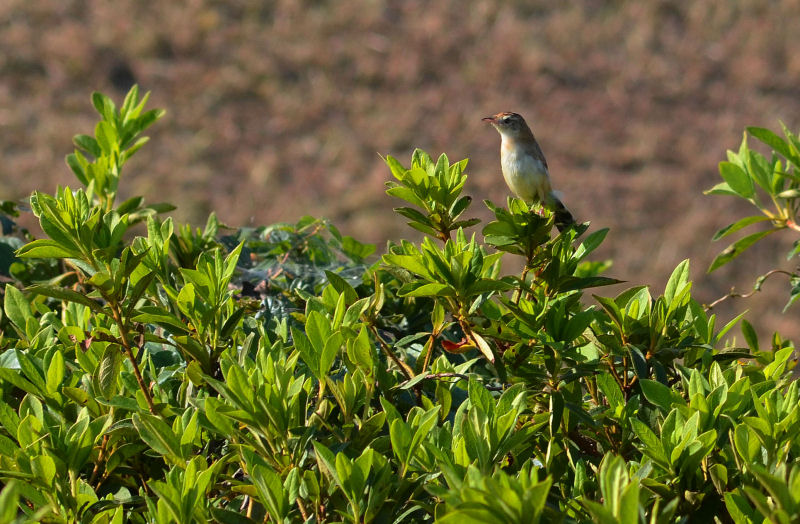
xmin=500 ymin=140 xmax=551 ymax=203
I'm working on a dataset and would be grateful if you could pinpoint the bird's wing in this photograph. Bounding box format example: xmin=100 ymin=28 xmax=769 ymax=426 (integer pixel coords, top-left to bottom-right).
xmin=530 ymin=140 xmax=549 ymax=171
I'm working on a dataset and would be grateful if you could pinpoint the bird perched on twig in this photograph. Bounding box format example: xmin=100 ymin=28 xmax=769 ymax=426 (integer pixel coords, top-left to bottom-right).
xmin=483 ymin=112 xmax=575 ymax=232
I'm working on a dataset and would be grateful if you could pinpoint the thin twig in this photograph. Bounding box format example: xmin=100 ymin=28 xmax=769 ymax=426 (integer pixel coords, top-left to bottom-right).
xmin=421 ymin=333 xmax=435 ymax=374
xmin=296 ymin=498 xmax=309 ymax=521
xmin=89 ymin=432 xmax=110 ymax=487
xmin=411 ymin=372 xmax=505 ymax=391
xmin=368 ymin=324 xmax=414 ymax=381
xmin=514 ymin=265 xmax=531 ymax=305
xmin=705 ymin=269 xmax=794 ymax=310
xmin=605 ymin=356 xmax=626 ymax=393
xmin=109 ymin=303 xmax=156 ymax=414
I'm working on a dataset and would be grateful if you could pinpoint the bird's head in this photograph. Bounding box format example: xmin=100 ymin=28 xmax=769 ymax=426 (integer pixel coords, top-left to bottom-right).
xmin=482 ymin=112 xmax=530 ymax=138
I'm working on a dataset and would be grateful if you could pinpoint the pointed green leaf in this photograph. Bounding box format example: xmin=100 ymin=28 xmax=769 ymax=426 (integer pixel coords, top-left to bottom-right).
xmin=27 ymin=284 xmax=105 ymax=314
xmin=640 ymin=379 xmax=673 ymax=411
xmin=96 ymin=345 xmax=122 ymax=400
xmin=131 ymin=413 xmax=184 ymax=462
xmin=708 ymin=229 xmax=777 ymax=272
xmin=45 ymin=350 xmax=65 ymax=394
xmin=718 ymin=161 xmax=754 ymax=198
xmin=3 ymin=285 xmax=31 ymax=331
xmin=747 ymin=126 xmax=794 ymax=161
xmin=712 ymin=215 xmax=772 ymax=241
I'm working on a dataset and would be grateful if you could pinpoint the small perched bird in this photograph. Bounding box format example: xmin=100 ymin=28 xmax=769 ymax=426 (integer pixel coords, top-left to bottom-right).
xmin=483 ymin=112 xmax=575 ymax=231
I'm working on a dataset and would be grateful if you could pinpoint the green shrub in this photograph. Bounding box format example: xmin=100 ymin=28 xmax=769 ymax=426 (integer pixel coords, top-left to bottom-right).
xmin=0 ymin=87 xmax=796 ymax=523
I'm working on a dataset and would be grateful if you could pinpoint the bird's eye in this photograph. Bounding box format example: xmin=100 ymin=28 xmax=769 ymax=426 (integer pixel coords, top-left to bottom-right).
xmin=502 ymin=116 xmax=511 ymax=122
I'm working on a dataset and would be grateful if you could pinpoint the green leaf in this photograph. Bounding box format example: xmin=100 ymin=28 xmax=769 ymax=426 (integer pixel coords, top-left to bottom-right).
xmin=581 ymin=500 xmax=619 ymax=524
xmin=663 ymin=259 xmax=690 ymax=306
xmin=732 ymin=424 xmax=761 ymax=463
xmin=250 ymin=465 xmax=288 ymax=521
xmin=176 ymin=283 xmax=196 ymax=317
xmin=134 ymin=306 xmax=188 ymax=334
xmin=92 ymin=91 xmax=116 ymax=121
xmin=749 ymin=465 xmax=793 ymax=515
xmin=341 ymin=235 xmax=375 ymax=261
xmin=390 ymin=419 xmax=412 ymax=465
xmin=465 ymin=278 xmax=513 ymax=296
xmin=593 ymin=295 xmax=623 ymax=329
xmin=408 ymin=406 xmax=440 ymax=466
xmin=708 ymin=229 xmax=777 ymax=272
xmin=626 ymin=345 xmax=648 ymax=378
xmin=347 ymin=325 xmax=374 ymax=372
xmin=382 ymin=254 xmax=432 ymax=279
xmin=131 ymin=413 xmax=184 ymax=462
xmin=399 ymin=282 xmax=455 ymax=297
xmin=558 ymin=276 xmax=624 ymax=292
xmin=452 ymin=218 xmax=481 ymax=229
xmin=305 ymin=310 xmax=331 ymax=355
xmin=617 ymin=483 xmax=640 ymax=524
xmin=718 ymin=161 xmax=754 ymax=198
xmin=406 ymin=221 xmax=438 ymax=237
xmin=631 ymin=419 xmax=668 ymax=467
xmin=65 ymin=153 xmax=89 ymax=185
xmin=220 ymin=307 xmax=245 ymax=340
xmin=596 ymin=373 xmax=624 ymax=410
xmin=96 ymin=345 xmax=122 ymax=400
xmin=74 ymin=134 xmax=102 ymax=158
xmin=384 ymin=155 xmax=408 ymax=180
xmin=394 ymin=206 xmax=433 ymax=225
xmin=27 ymin=284 xmax=105 ymax=314
xmin=712 ymin=215 xmax=772 ymax=241
xmin=312 ymin=441 xmax=342 ymax=488
xmin=126 ymin=271 xmax=157 ymax=316
xmin=740 ymin=319 xmax=759 ymax=352
xmin=15 ymin=350 xmax=47 ymax=394
xmin=704 ymin=182 xmax=741 ymax=197
xmin=45 ymin=350 xmax=65 ymax=394
xmin=467 ymin=377 xmax=493 ymax=414
xmin=0 ymin=368 xmax=41 ymax=396
xmin=95 ymin=121 xmax=118 ymax=155
xmin=31 ymin=454 xmax=56 ymax=487
xmin=550 ymin=390 xmax=564 ymax=437
xmin=320 ymin=331 xmax=343 ymax=377
xmin=343 ymin=297 xmax=370 ymax=327
xmin=3 ymin=284 xmax=31 ymax=331
xmin=292 ymin=327 xmax=319 ymax=378
xmin=747 ymin=126 xmax=794 ymax=161
xmin=575 ymin=228 xmax=609 ymax=260
xmin=639 ymin=379 xmax=674 ymax=411
xmin=724 ymin=491 xmax=757 ymax=524
xmin=449 ymin=195 xmax=472 ymax=219
xmin=324 ymin=270 xmax=359 ymax=304
xmin=222 ymin=242 xmax=243 ymax=282
xmin=0 ymin=481 xmax=20 ymax=523
xmin=385 ymin=186 xmax=426 ymax=209
xmin=399 ymin=373 xmax=429 ymax=390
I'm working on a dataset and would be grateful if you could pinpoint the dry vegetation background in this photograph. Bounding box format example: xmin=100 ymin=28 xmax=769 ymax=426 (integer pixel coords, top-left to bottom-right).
xmin=2 ymin=0 xmax=800 ymax=341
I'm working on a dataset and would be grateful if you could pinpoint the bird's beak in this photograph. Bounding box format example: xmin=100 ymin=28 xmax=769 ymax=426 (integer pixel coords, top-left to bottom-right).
xmin=482 ymin=116 xmax=495 ymax=123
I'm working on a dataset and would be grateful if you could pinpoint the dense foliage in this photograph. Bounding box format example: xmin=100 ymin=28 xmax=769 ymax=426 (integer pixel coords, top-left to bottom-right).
xmin=0 ymin=88 xmax=797 ymax=523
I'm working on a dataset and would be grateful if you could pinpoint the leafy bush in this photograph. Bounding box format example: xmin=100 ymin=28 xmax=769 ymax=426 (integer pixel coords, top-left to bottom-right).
xmin=0 ymin=88 xmax=796 ymax=523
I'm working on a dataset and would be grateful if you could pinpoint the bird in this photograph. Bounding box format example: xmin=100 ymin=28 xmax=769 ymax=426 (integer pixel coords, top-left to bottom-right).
xmin=483 ymin=112 xmax=575 ymax=232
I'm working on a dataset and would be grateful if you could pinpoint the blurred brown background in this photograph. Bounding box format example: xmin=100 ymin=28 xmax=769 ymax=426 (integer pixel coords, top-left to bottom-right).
xmin=2 ymin=0 xmax=800 ymax=342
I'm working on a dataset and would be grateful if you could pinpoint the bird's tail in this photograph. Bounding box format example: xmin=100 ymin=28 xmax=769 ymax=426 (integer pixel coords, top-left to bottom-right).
xmin=550 ymin=195 xmax=575 ymax=233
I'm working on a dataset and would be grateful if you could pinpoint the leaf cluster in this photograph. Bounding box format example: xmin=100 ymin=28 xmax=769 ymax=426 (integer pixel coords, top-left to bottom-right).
xmin=706 ymin=124 xmax=800 ymax=309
